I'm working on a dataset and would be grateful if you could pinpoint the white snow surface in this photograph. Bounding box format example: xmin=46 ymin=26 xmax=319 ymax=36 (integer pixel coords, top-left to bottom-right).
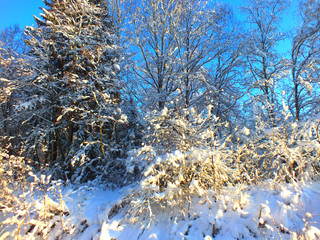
xmin=48 ymin=182 xmax=320 ymax=239
xmin=1 ymin=181 xmax=320 ymax=239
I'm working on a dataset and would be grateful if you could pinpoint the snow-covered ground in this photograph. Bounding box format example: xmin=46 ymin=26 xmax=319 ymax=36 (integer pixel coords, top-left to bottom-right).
xmin=47 ymin=181 xmax=320 ymax=239
xmin=1 ymin=180 xmax=320 ymax=239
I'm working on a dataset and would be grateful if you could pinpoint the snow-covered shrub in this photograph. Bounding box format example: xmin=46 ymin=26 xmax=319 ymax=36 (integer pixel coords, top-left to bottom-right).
xmin=144 ymin=106 xmax=229 ymax=152
xmin=235 ymin=119 xmax=320 ymax=184
xmin=112 ymin=108 xmax=320 ymax=226
xmin=121 ymin=146 xmax=235 ymax=223
xmin=0 ymin=147 xmax=72 ymax=239
xmin=112 ymin=107 xmax=239 ymax=224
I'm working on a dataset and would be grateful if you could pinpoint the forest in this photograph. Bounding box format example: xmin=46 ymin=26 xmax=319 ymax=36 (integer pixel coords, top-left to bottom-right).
xmin=0 ymin=0 xmax=320 ymax=239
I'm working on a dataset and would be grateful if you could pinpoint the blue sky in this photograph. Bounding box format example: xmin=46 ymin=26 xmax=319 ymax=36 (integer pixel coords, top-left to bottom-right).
xmin=4 ymin=0 xmax=236 ymax=29
xmin=0 ymin=0 xmax=297 ymax=30
xmin=0 ymin=0 xmax=44 ymax=30
xmin=0 ymin=0 xmax=298 ymax=54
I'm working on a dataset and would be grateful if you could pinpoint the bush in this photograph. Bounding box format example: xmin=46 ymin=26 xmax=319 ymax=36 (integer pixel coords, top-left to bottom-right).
xmin=0 ymin=147 xmax=70 ymax=239
xmin=111 ymin=114 xmax=320 ymax=225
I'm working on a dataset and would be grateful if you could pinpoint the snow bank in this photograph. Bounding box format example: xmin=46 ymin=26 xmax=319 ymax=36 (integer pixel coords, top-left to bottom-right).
xmin=101 ymin=181 xmax=320 ymax=240
xmin=1 ymin=181 xmax=320 ymax=239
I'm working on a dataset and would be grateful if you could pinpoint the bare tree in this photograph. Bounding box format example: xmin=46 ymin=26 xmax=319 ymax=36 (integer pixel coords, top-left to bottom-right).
xmin=242 ymin=0 xmax=288 ymax=126
xmin=287 ymin=0 xmax=320 ymax=121
xmin=132 ymin=0 xmax=243 ymax=116
xmin=173 ymin=1 xmax=240 ymax=112
xmin=131 ymin=0 xmax=181 ymax=110
xmin=0 ymin=25 xmax=27 ymax=147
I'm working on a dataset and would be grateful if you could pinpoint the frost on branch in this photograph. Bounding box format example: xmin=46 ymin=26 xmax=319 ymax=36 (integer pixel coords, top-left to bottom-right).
xmin=22 ymin=0 xmax=130 ymax=183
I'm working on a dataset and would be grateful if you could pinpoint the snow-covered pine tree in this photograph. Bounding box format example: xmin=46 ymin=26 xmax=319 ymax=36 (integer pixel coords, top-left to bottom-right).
xmin=24 ymin=0 xmax=127 ymax=181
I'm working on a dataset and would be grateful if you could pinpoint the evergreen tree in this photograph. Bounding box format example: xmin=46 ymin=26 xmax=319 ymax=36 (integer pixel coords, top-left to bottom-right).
xmin=24 ymin=0 xmax=126 ymax=181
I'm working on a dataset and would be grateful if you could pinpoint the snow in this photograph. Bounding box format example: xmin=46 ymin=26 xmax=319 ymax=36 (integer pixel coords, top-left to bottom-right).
xmin=3 ymin=181 xmax=315 ymax=240
xmin=14 ymin=96 xmax=46 ymax=111
xmin=1 ymin=171 xmax=320 ymax=240
xmin=241 ymin=126 xmax=250 ymax=136
xmin=59 ymin=185 xmax=124 ymax=240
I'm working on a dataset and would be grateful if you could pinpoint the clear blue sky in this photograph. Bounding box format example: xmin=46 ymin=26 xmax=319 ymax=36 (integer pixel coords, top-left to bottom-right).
xmin=0 ymin=0 xmax=44 ymax=30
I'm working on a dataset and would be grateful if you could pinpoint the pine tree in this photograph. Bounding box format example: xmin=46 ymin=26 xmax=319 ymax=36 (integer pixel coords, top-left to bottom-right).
xmin=24 ymin=0 xmax=125 ymax=181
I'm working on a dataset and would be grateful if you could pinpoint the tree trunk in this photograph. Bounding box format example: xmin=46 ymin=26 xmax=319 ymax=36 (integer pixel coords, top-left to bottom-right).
xmin=294 ymin=82 xmax=300 ymax=121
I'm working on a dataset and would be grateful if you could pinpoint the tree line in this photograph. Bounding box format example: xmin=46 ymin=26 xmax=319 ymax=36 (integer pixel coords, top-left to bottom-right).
xmin=0 ymin=0 xmax=319 ymax=184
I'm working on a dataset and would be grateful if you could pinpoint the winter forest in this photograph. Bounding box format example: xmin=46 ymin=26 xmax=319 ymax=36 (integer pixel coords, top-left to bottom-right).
xmin=0 ymin=0 xmax=320 ymax=239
